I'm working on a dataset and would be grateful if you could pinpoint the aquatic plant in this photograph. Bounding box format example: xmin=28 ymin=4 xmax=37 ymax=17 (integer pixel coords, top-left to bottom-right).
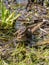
xmin=1 ymin=0 xmax=21 ymax=29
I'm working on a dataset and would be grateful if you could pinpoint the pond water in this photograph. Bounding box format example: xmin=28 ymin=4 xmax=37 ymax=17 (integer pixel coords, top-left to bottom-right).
xmin=16 ymin=0 xmax=28 ymax=4
xmin=4 ymin=0 xmax=28 ymax=4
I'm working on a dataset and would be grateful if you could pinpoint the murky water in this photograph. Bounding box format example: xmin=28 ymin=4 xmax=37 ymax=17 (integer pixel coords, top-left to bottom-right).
xmin=2 ymin=0 xmax=49 ymax=45
xmin=16 ymin=0 xmax=28 ymax=4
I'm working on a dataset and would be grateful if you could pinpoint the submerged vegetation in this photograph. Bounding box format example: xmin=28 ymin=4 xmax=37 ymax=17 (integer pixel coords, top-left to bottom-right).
xmin=0 ymin=0 xmax=49 ymax=65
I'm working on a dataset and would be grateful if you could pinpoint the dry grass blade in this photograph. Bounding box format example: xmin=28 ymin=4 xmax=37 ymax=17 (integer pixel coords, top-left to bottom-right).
xmin=40 ymin=28 xmax=48 ymax=34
